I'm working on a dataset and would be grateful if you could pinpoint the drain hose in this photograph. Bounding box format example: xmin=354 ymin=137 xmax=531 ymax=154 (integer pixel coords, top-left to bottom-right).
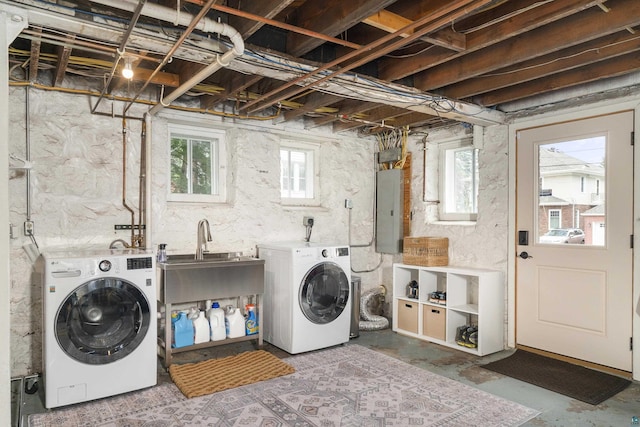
xmin=359 ymin=285 xmax=389 ymax=331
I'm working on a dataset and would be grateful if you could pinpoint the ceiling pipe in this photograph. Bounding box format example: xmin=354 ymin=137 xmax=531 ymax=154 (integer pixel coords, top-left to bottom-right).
xmin=89 ymin=0 xmax=244 ymax=115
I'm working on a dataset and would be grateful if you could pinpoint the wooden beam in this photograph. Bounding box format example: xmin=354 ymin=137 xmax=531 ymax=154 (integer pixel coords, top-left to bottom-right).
xmin=286 ymin=0 xmax=398 ymax=56
xmin=307 ymin=99 xmax=381 ymax=128
xmin=127 ymin=67 xmax=180 ymax=87
xmin=226 ymin=0 xmax=296 ymax=38
xmin=475 ymin=52 xmax=640 ymax=106
xmin=412 ymin=0 xmax=640 ymax=91
xmin=364 ymin=10 xmax=466 ymax=51
xmin=281 ymin=92 xmax=343 ymax=122
xmin=28 ymin=26 xmax=42 ymax=83
xmin=379 ymin=0 xmax=603 ymax=81
xmin=384 ymin=111 xmax=436 ymax=128
xmin=333 ymin=105 xmax=408 ymax=132
xmin=442 ymin=31 xmax=640 ymax=99
xmin=200 ymin=71 xmax=263 ymax=110
xmin=53 ymin=35 xmax=74 ymax=87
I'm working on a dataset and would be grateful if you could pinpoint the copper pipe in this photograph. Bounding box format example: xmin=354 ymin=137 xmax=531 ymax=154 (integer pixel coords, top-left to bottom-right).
xmin=137 ymin=116 xmax=147 ymax=248
xmin=188 ymin=1 xmax=361 ymax=50
xmin=121 ymin=116 xmax=136 ymax=247
xmin=241 ymin=0 xmax=491 ymax=113
xmin=92 ymin=0 xmax=147 ymax=114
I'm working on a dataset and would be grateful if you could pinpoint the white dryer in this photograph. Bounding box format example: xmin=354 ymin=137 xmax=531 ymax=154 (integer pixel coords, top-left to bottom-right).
xmin=257 ymin=242 xmax=351 ymax=354
xmin=40 ymin=248 xmax=157 ymax=408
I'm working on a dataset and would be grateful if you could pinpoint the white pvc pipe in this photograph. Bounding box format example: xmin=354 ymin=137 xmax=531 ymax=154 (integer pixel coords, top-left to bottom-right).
xmin=90 ymin=0 xmax=244 ymax=115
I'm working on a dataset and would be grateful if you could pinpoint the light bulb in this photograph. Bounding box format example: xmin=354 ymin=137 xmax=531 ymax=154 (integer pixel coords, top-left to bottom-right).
xmin=122 ymin=56 xmax=134 ymax=79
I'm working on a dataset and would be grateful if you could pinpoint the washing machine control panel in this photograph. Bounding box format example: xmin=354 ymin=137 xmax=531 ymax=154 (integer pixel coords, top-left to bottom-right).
xmin=321 ymin=247 xmax=349 ymax=258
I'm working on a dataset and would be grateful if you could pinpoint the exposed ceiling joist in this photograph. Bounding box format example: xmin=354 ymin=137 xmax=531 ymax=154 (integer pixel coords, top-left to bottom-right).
xmin=4 ymin=0 xmax=640 ymax=133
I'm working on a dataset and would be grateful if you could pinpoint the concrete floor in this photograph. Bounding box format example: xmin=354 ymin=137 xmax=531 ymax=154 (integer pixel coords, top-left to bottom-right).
xmin=13 ymin=328 xmax=640 ymax=427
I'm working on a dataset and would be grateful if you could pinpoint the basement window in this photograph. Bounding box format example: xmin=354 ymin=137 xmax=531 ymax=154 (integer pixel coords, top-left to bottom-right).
xmin=168 ymin=124 xmax=226 ymax=203
xmin=439 ymin=139 xmax=478 ymax=221
xmin=280 ymin=140 xmax=319 ymax=206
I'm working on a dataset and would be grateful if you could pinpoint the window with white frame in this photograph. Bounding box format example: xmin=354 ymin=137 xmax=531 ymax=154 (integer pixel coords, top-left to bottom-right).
xmin=280 ymin=141 xmax=319 ymax=205
xmin=168 ymin=123 xmax=226 ymax=203
xmin=439 ymin=139 xmax=479 ymax=221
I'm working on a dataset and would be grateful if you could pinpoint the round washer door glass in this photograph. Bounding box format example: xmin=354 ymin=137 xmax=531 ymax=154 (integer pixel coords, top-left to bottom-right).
xmin=299 ymin=262 xmax=350 ymax=324
xmin=55 ymin=277 xmax=151 ymax=365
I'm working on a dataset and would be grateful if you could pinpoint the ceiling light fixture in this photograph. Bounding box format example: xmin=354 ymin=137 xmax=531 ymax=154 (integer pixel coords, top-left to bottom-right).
xmin=122 ymin=55 xmax=134 ymax=79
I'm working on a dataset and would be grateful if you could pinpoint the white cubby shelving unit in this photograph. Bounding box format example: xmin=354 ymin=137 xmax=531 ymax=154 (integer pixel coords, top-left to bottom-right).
xmin=392 ymin=263 xmax=504 ymax=356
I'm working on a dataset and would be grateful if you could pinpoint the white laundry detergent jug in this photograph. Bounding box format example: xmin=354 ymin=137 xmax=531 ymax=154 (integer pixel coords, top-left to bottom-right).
xmin=193 ymin=310 xmax=210 ymax=344
xmin=224 ymin=306 xmax=246 ymax=339
xmin=207 ymin=302 xmax=226 ymax=341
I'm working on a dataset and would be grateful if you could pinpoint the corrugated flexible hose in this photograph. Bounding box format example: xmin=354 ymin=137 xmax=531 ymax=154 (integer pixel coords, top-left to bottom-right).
xmin=359 ymin=285 xmax=390 ymax=331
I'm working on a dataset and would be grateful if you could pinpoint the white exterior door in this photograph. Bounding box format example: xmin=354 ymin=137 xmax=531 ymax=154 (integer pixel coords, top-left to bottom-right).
xmin=516 ymin=110 xmax=633 ymax=371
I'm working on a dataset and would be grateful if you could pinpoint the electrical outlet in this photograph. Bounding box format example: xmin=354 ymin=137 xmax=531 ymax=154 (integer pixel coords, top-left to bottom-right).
xmin=303 ymin=216 xmax=314 ymax=227
xmin=24 ymin=220 xmax=34 ymax=236
xmin=344 ymin=199 xmax=353 ymax=209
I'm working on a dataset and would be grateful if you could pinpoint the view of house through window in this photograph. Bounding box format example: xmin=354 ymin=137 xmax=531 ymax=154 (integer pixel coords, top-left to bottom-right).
xmin=537 ymin=136 xmax=605 ymax=246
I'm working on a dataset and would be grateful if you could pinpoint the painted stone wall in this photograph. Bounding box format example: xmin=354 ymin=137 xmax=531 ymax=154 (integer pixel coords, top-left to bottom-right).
xmin=8 ymin=87 xmax=379 ymax=376
xmin=8 ymin=84 xmax=510 ymax=378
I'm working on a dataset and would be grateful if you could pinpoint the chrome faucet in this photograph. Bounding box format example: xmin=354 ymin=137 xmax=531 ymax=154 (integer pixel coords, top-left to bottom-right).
xmin=196 ymin=219 xmax=212 ymax=260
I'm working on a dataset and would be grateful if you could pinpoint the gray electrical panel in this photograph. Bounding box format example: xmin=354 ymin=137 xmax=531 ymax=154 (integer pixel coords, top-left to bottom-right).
xmin=376 ymin=169 xmax=403 ymax=253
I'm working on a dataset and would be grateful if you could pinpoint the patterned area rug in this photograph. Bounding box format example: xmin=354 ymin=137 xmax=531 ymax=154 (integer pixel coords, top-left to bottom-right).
xmin=29 ymin=344 xmax=539 ymax=426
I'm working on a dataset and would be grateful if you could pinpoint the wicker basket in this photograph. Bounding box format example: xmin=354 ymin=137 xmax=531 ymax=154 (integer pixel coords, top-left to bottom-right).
xmin=403 ymin=237 xmax=449 ymax=266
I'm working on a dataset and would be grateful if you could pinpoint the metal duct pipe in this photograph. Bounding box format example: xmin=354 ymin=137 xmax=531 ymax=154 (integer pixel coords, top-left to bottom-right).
xmin=89 ymin=0 xmax=244 ymax=115
xmin=359 ymin=285 xmax=390 ymax=331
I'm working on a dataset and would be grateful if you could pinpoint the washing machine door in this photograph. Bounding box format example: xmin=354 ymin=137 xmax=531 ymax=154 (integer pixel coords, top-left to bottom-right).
xmin=299 ymin=262 xmax=349 ymax=324
xmin=55 ymin=277 xmax=151 ymax=365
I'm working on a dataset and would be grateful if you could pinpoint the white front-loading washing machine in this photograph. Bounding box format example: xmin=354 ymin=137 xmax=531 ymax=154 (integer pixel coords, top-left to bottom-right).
xmin=40 ymin=248 xmax=157 ymax=408
xmin=257 ymin=242 xmax=351 ymax=354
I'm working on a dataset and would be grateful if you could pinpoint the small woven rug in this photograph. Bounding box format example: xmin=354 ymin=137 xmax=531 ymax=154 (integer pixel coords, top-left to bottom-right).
xmin=168 ymin=349 xmax=295 ymax=398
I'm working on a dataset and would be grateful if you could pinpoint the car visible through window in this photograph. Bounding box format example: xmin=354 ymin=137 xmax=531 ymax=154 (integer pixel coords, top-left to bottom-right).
xmin=540 ymin=228 xmax=585 ymax=244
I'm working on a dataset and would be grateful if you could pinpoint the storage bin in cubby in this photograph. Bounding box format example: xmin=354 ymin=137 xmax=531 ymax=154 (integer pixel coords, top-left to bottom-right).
xmin=396 ymin=299 xmax=419 ymax=333
xmin=423 ymin=305 xmax=446 ymax=341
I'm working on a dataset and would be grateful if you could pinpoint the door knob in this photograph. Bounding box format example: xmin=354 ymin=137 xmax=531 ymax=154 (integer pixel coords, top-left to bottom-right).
xmin=518 ymin=251 xmax=533 ymax=259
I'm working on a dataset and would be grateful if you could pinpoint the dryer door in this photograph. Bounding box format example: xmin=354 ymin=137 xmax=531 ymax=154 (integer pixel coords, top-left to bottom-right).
xmin=299 ymin=262 xmax=349 ymax=324
xmin=55 ymin=277 xmax=151 ymax=365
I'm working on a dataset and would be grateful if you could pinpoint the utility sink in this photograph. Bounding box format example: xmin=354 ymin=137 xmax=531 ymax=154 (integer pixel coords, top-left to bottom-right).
xmin=157 ymin=251 xmax=265 ymax=304
xmin=162 ymin=251 xmax=248 ymax=266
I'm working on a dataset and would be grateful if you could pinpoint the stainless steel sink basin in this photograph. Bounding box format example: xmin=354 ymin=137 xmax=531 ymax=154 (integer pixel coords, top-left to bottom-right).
xmin=163 ymin=251 xmax=246 ymax=265
xmin=157 ymin=251 xmax=265 ymax=304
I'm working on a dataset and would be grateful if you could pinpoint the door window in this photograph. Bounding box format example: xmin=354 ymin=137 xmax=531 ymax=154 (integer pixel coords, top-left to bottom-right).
xmin=55 ymin=277 xmax=151 ymax=365
xmin=299 ymin=262 xmax=349 ymax=324
xmin=537 ymin=137 xmax=605 ymax=246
